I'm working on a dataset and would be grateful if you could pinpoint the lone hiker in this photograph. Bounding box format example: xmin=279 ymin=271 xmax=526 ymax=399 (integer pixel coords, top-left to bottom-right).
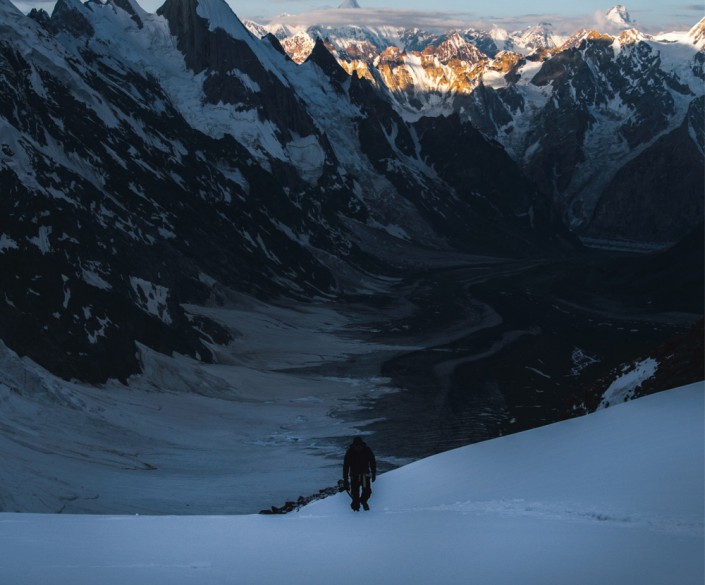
xmin=343 ymin=436 xmax=376 ymax=511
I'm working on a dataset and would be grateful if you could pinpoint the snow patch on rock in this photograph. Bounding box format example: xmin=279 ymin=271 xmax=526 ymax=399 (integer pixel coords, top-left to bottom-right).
xmin=597 ymin=357 xmax=658 ymax=409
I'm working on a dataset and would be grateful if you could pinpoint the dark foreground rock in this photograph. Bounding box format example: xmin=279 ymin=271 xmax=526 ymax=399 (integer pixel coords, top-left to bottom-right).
xmin=259 ymin=482 xmax=346 ymax=514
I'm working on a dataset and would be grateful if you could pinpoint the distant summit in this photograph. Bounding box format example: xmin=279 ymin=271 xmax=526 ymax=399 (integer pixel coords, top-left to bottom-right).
xmin=605 ymin=5 xmax=634 ymax=28
xmin=338 ymin=0 xmax=361 ymax=8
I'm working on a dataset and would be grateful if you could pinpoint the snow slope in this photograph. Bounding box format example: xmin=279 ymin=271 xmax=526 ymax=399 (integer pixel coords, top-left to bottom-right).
xmin=1 ymin=383 xmax=702 ymax=585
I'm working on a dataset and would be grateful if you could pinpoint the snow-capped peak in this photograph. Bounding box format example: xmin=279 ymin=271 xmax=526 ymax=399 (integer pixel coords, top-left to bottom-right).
xmin=338 ymin=0 xmax=361 ymax=8
xmin=605 ymin=5 xmax=634 ymax=28
xmin=513 ymin=22 xmax=559 ymax=52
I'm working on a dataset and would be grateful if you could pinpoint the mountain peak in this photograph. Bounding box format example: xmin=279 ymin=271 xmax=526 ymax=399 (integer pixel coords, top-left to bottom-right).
xmin=424 ymin=33 xmax=485 ymax=64
xmin=112 ymin=0 xmax=145 ymax=29
xmin=158 ymin=0 xmax=254 ymax=49
xmin=338 ymin=0 xmax=361 ymax=8
xmin=305 ymin=37 xmax=350 ymax=85
xmin=605 ymin=5 xmax=634 ymax=28
xmin=51 ymin=0 xmax=95 ymax=37
xmin=558 ymin=28 xmax=614 ymax=51
xmin=193 ymin=0 xmax=251 ymax=39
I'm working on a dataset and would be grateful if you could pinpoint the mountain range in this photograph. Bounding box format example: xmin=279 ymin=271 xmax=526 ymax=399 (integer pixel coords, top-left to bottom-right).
xmin=0 ymin=0 xmax=703 ymax=516
xmin=246 ymin=5 xmax=705 ymax=244
xmin=0 ymin=0 xmax=702 ymax=386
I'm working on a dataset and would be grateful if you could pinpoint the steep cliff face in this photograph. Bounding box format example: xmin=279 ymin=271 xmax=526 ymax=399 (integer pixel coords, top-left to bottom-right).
xmin=412 ymin=113 xmax=572 ymax=255
xmin=489 ymin=31 xmax=701 ymax=244
xmin=157 ymin=0 xmax=319 ymax=140
xmin=585 ymin=97 xmax=705 ymax=243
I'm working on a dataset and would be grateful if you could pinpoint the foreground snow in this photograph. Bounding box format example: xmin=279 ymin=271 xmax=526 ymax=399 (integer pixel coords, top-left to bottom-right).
xmin=1 ymin=382 xmax=702 ymax=584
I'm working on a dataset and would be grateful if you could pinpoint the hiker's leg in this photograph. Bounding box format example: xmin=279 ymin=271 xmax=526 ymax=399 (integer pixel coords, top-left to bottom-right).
xmin=361 ymin=474 xmax=372 ymax=505
xmin=350 ymin=475 xmax=362 ymax=510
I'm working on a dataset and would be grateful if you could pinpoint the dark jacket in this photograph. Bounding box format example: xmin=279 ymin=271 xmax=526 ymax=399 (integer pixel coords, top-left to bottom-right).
xmin=343 ymin=438 xmax=376 ymax=479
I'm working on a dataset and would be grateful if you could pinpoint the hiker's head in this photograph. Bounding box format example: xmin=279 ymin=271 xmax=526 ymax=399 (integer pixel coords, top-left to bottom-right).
xmin=352 ymin=436 xmax=364 ymax=447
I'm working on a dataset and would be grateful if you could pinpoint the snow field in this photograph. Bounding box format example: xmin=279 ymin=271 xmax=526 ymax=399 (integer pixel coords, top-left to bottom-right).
xmin=1 ymin=383 xmax=702 ymax=585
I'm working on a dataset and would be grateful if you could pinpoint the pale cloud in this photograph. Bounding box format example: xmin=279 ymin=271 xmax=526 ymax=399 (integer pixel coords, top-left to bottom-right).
xmin=262 ymin=7 xmax=626 ymax=36
xmin=262 ymin=8 xmax=478 ymax=31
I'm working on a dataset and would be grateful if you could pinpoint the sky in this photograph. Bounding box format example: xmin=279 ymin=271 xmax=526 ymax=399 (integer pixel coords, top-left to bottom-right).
xmin=10 ymin=0 xmax=705 ymax=34
xmin=234 ymin=1 xmax=703 ymax=31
